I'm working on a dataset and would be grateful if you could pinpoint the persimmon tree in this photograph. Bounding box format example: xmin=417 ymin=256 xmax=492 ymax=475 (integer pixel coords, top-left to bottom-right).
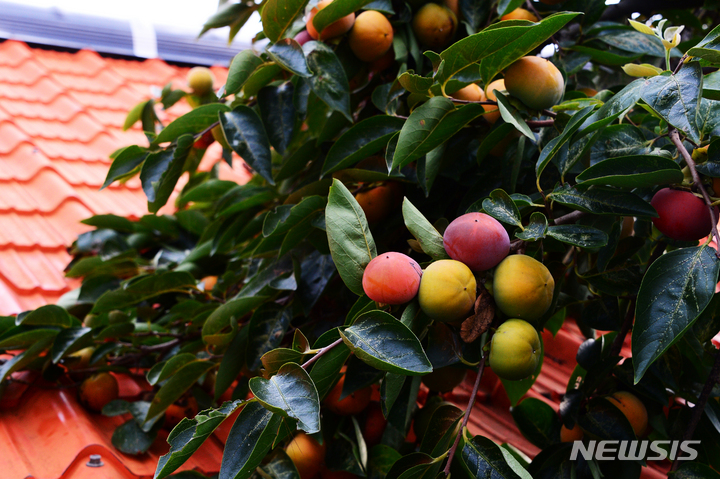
xmin=3 ymin=1 xmax=720 ymax=478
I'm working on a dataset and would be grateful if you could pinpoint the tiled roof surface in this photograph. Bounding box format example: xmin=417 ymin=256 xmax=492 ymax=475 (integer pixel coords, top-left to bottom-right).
xmin=0 ymin=40 xmax=248 ymax=315
xmin=0 ymin=40 xmax=668 ymax=479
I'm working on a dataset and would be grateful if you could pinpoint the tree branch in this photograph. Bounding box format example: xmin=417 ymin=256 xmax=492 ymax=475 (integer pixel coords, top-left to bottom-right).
xmin=551 ymin=210 xmax=587 ymax=226
xmin=302 ymin=338 xmax=344 ymax=370
xmin=526 ymin=119 xmax=555 ymax=128
xmin=609 ymin=298 xmax=636 ymax=358
xmin=669 ymin=128 xmax=720 ymax=255
xmin=443 ymin=357 xmax=486 ymax=476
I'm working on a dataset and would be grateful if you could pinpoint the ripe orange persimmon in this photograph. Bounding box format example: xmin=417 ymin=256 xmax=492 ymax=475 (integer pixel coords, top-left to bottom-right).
xmin=355 ymin=181 xmax=402 ymax=223
xmin=412 ymin=3 xmax=457 ymax=50
xmin=79 ymin=372 xmax=119 ymax=412
xmin=560 ymin=423 xmax=584 ymax=442
xmin=362 ymin=252 xmax=422 ymax=305
xmin=606 ymin=391 xmax=648 ymax=437
xmin=324 ymin=374 xmax=372 ymax=415
xmin=286 ymin=433 xmax=326 ymax=479
xmin=501 ymin=8 xmax=537 ymax=21
xmin=349 ymin=11 xmax=393 ymax=62
xmin=307 ymin=0 xmax=355 ymax=40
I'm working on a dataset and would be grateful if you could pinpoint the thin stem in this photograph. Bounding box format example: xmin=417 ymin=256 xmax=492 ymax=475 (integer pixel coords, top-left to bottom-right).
xmin=551 ymin=210 xmax=587 ymax=226
xmin=669 ymin=128 xmax=720 ymax=255
xmin=609 ymin=298 xmax=636 ymax=358
xmin=302 ymin=338 xmax=344 ymax=370
xmin=443 ymin=356 xmax=486 ymax=476
xmin=670 ymin=347 xmax=720 ymax=471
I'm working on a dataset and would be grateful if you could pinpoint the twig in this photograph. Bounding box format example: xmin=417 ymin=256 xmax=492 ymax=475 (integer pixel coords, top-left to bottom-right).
xmin=301 ymin=338 xmax=344 ymax=370
xmin=669 ymin=128 xmax=720 ymax=256
xmin=443 ymin=356 xmax=486 ymax=476
xmin=551 ymin=210 xmax=587 ymax=226
xmin=671 ymin=347 xmax=720 ymax=471
xmin=609 ymin=298 xmax=636 ymax=358
xmin=526 ymin=119 xmax=555 ymax=128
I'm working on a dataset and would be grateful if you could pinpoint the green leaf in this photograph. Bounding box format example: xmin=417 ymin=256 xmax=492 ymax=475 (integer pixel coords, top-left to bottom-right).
xmin=268 ymin=39 xmax=312 ymax=78
xmin=339 ymin=310 xmax=432 ymax=375
xmin=325 ymin=179 xmax=377 ymax=296
xmin=202 ymin=296 xmax=267 ymax=346
xmin=140 ymin=135 xmax=194 ymax=213
xmin=322 ymin=116 xmax=405 ymax=176
xmin=392 ymin=97 xmax=485 ymax=170
xmin=16 ymin=304 xmax=72 ymax=328
xmin=548 ymin=184 xmax=658 ymax=218
xmin=145 ymin=360 xmax=215 ymax=423
xmin=261 ymin=0 xmax=308 ymax=42
xmin=497 ymin=0 xmax=525 ymax=16
xmin=703 ymin=70 xmax=720 ymax=101
xmin=0 ymin=335 xmax=54 ymax=382
xmin=124 ymin=100 xmax=148 ymax=131
xmin=511 ymin=398 xmax=561 ymax=449
xmin=261 ymin=450 xmax=301 ymax=479
xmin=482 ymin=189 xmax=522 ymax=228
xmin=220 ymin=106 xmax=275 ymax=185
xmin=246 ymin=305 xmax=293 ymax=371
xmin=312 ymin=0 xmax=372 ymax=36
xmin=310 ymin=329 xmax=352 ymax=399
xmin=249 ymin=362 xmax=321 ymax=433
xmin=0 ymin=327 xmax=58 ymax=349
xmin=243 ymin=64 xmax=283 ymax=98
xmin=640 ymin=62 xmax=702 ymax=144
xmin=50 ymin=327 xmax=92 ymax=363
xmin=178 ymin=180 xmax=238 ymax=206
xmin=92 ymin=272 xmax=196 ymax=313
xmin=262 ymin=348 xmax=305 ymax=376
xmin=546 ymin=225 xmax=608 ymax=248
xmin=515 ymin=212 xmax=547 ymax=241
xmin=461 ymin=435 xmax=531 ymax=479
xmin=219 ymin=402 xmax=284 ymax=479
xmin=154 ymin=104 xmax=229 ymax=145
xmin=264 ymin=196 xmax=327 ymax=237
xmin=439 ymin=13 xmax=577 ymax=85
xmin=633 ymin=246 xmax=720 ymax=383
xmin=226 ymin=51 xmax=265 ymax=95
xmin=419 ymin=402 xmax=463 ymax=455
xmin=397 ymin=71 xmax=433 ymax=94
xmin=303 ymin=42 xmax=352 ymax=122
xmin=576 ymin=155 xmax=684 ymax=188
xmin=147 ymin=353 xmax=197 ymax=386
xmin=258 ymin=82 xmax=296 ymax=154
xmin=215 ymin=326 xmax=249 ymax=401
xmin=536 ymin=106 xmax=595 ymax=181
xmin=401 ymin=198 xmax=449 ymax=260
xmin=112 ymin=419 xmax=158 ymax=455
xmin=687 ymin=24 xmax=720 ymax=63
xmin=102 ymin=145 xmax=148 ymax=189
xmin=155 ymin=400 xmax=244 ymax=479
xmin=495 ymin=92 xmax=534 ymax=140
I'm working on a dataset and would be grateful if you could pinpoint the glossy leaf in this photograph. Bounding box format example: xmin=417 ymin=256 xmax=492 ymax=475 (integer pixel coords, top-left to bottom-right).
xmin=246 ymin=305 xmax=293 ymax=371
xmin=220 ymin=106 xmax=274 ymax=185
xmin=310 ymin=330 xmax=352 ymax=400
xmin=145 ymin=360 xmax=215 ymax=423
xmin=546 ymin=225 xmax=608 ymax=248
xmin=154 ymin=104 xmax=229 ymax=144
xmin=461 ymin=435 xmax=531 ymax=479
xmin=268 ymin=39 xmax=312 ymax=78
xmin=495 ymin=92 xmax=534 ymax=140
xmin=155 ymin=400 xmax=244 ymax=479
xmin=340 ymin=310 xmax=432 ymax=375
xmin=262 ymin=0 xmax=308 ymax=43
xmin=633 ymin=246 xmax=720 ymax=383
xmin=202 ymin=296 xmax=268 ymax=346
xmin=576 ymin=155 xmax=683 ymax=188
xmin=482 ymin=189 xmax=522 ymax=228
xmin=264 ymin=196 xmax=327 ymax=237
xmin=312 ymin=0 xmax=372 ymax=35
xmin=102 ymin=145 xmax=148 ymax=189
xmin=225 ymin=51 xmax=264 ymax=95
xmin=112 ymin=419 xmax=158 ymax=455
xmin=215 ymin=327 xmax=249 ymax=401
xmin=640 ymin=62 xmax=702 ymax=144
xmin=219 ymin=402 xmax=283 ymax=479
xmin=402 ymin=198 xmax=449 ymax=260
xmin=548 ymin=184 xmax=657 ymax=218
xmin=325 ymin=179 xmax=377 ymax=296
xmin=92 ymin=272 xmax=196 ymax=313
xmin=258 ymin=82 xmax=296 ymax=154
xmin=16 ymin=304 xmax=72 ymax=328
xmin=577 ymin=397 xmax=636 ymax=440
xmin=140 ymin=135 xmax=194 ymax=213
xmin=249 ymin=362 xmax=321 ymax=434
xmin=536 ymin=106 xmax=595 ymax=181
xmin=303 ymin=42 xmax=352 ymax=122
xmin=515 ymin=212 xmax=547 ymax=241
xmin=147 ymin=353 xmax=197 ymax=386
xmin=511 ymin=398 xmax=561 ymax=449
xmin=50 ymin=327 xmax=92 ymax=363
xmin=687 ymin=24 xmax=720 ymax=63
xmin=392 ymin=97 xmax=485 ymax=170
xmin=322 ymin=116 xmax=405 ymax=176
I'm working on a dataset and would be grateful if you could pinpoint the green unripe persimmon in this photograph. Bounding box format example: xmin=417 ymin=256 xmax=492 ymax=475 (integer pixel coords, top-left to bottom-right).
xmin=488 ymin=319 xmax=541 ymax=381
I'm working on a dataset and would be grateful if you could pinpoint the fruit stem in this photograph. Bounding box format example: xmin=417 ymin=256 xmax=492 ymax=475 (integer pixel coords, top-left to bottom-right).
xmin=442 ymin=355 xmax=486 ymax=476
xmin=301 ymin=337 xmax=344 ymax=370
xmin=670 ymin=345 xmax=720 ymax=472
xmin=525 ymin=119 xmax=555 ymax=128
xmin=669 ymin=127 xmax=720 ymax=257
